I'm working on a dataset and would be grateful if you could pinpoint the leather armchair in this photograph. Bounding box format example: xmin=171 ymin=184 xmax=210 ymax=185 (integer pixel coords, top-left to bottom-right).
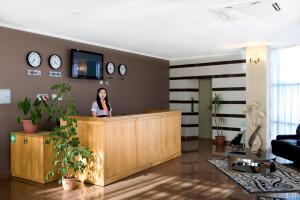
xmin=271 ymin=124 xmax=300 ymax=166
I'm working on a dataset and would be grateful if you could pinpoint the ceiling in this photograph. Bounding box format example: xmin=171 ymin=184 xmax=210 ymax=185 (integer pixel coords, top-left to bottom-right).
xmin=0 ymin=0 xmax=300 ymax=60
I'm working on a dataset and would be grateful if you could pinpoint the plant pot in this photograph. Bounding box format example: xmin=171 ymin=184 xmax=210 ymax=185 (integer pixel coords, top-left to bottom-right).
xmin=215 ymin=135 xmax=225 ymax=146
xmin=62 ymin=177 xmax=77 ymax=191
xmin=22 ymin=120 xmax=38 ymax=133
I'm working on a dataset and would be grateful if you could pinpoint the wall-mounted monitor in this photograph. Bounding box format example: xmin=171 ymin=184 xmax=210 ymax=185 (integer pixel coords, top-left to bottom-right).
xmin=71 ymin=49 xmax=103 ymax=80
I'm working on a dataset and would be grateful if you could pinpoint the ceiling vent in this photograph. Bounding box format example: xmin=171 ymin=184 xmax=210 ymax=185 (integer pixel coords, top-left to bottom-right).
xmin=210 ymin=0 xmax=282 ymax=22
xmin=272 ymin=2 xmax=281 ymax=12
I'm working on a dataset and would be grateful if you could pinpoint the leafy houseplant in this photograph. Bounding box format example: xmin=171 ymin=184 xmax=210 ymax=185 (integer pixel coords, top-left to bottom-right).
xmin=44 ymin=83 xmax=91 ymax=191
xmin=211 ymin=93 xmax=225 ymax=146
xmin=16 ymin=97 xmax=42 ymax=133
xmin=42 ymin=83 xmax=77 ymax=129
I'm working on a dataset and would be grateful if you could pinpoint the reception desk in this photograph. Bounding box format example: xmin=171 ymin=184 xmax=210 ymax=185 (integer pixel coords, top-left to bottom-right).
xmin=72 ymin=110 xmax=181 ymax=186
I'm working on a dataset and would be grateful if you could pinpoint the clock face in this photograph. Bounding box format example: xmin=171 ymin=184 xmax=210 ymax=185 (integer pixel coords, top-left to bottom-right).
xmin=118 ymin=64 xmax=127 ymax=76
xmin=106 ymin=62 xmax=115 ymax=75
xmin=27 ymin=51 xmax=42 ymax=68
xmin=49 ymin=54 xmax=62 ymax=69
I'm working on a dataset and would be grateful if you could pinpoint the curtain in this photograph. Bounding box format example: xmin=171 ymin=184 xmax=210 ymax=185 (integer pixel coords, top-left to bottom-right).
xmin=270 ymin=46 xmax=300 ymax=140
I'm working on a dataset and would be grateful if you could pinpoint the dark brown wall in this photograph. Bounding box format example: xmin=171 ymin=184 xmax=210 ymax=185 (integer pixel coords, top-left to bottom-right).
xmin=0 ymin=26 xmax=169 ymax=177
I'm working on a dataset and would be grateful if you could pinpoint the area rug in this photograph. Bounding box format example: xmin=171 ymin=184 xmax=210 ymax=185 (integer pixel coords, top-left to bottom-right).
xmin=208 ymin=159 xmax=300 ymax=193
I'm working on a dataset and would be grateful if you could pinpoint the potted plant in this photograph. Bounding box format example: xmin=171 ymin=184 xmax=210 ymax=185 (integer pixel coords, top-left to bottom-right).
xmin=211 ymin=93 xmax=225 ymax=146
xmin=16 ymin=97 xmax=42 ymax=133
xmin=44 ymin=83 xmax=91 ymax=191
xmin=41 ymin=83 xmax=77 ymax=129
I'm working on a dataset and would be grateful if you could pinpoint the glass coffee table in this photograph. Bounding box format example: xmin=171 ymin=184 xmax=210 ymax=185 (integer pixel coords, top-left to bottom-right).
xmin=226 ymin=148 xmax=276 ymax=173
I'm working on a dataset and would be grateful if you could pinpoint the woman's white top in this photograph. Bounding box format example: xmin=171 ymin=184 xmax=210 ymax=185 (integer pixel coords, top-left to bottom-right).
xmin=91 ymin=101 xmax=112 ymax=116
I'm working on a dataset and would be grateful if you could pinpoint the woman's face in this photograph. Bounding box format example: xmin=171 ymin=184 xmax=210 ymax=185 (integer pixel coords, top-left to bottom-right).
xmin=98 ymin=89 xmax=107 ymax=100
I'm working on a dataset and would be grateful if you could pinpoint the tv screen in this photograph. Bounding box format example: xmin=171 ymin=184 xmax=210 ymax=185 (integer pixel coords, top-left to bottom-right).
xmin=71 ymin=49 xmax=103 ymax=80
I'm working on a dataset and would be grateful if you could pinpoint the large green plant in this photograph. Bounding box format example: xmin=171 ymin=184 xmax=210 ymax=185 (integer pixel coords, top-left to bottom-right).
xmin=44 ymin=83 xmax=91 ymax=184
xmin=211 ymin=93 xmax=225 ymax=136
xmin=16 ymin=97 xmax=42 ymax=125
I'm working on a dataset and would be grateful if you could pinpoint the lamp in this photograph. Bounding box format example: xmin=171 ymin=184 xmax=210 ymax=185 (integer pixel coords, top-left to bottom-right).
xmin=249 ymin=57 xmax=260 ymax=64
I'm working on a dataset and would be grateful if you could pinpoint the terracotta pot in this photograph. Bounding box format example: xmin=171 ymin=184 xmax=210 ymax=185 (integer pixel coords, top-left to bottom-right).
xmin=62 ymin=177 xmax=77 ymax=191
xmin=215 ymin=135 xmax=225 ymax=146
xmin=22 ymin=120 xmax=38 ymax=133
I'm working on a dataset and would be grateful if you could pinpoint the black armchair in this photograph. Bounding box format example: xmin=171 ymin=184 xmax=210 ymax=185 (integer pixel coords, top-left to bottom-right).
xmin=271 ymin=124 xmax=300 ymax=166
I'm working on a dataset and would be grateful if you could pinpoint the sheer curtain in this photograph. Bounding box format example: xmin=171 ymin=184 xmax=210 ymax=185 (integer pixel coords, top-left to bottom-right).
xmin=270 ymin=46 xmax=300 ymax=140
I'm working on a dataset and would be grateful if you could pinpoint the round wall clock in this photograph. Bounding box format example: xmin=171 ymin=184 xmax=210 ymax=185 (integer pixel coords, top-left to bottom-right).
xmin=49 ymin=54 xmax=62 ymax=69
xmin=27 ymin=51 xmax=42 ymax=68
xmin=106 ymin=62 xmax=115 ymax=75
xmin=118 ymin=64 xmax=127 ymax=76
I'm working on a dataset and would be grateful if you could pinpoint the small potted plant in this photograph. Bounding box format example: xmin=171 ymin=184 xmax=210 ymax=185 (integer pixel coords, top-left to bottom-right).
xmin=16 ymin=97 xmax=42 ymax=133
xmin=44 ymin=83 xmax=91 ymax=191
xmin=211 ymin=93 xmax=225 ymax=146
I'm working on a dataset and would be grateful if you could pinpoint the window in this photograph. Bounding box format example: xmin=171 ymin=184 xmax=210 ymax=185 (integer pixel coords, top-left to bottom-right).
xmin=270 ymin=46 xmax=300 ymax=139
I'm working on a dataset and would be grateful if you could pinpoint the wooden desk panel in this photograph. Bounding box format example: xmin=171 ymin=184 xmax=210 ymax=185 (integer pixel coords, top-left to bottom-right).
xmin=73 ymin=111 xmax=181 ymax=186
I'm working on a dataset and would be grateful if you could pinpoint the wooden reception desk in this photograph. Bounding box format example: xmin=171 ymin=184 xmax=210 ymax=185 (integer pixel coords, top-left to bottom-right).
xmin=72 ymin=110 xmax=181 ymax=186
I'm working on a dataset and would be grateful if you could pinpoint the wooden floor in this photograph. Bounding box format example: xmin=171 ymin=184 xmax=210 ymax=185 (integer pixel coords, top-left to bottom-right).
xmin=1 ymin=139 xmax=300 ymax=200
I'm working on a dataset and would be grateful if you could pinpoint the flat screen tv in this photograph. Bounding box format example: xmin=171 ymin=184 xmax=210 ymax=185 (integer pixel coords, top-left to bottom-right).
xmin=71 ymin=49 xmax=103 ymax=80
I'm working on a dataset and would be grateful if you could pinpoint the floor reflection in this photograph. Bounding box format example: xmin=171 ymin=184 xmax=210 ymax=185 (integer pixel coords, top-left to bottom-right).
xmin=1 ymin=139 xmax=299 ymax=200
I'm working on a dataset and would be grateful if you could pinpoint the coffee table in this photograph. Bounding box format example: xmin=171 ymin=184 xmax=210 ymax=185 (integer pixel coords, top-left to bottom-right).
xmin=226 ymin=148 xmax=276 ymax=173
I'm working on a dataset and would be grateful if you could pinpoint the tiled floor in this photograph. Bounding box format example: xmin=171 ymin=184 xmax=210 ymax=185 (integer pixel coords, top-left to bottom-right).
xmin=1 ymin=139 xmax=300 ymax=200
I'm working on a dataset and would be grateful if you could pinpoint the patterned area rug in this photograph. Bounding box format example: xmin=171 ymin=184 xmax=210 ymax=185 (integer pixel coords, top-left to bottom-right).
xmin=208 ymin=159 xmax=300 ymax=193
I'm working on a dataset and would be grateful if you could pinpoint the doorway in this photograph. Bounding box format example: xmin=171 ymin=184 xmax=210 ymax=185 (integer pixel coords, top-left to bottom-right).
xmin=198 ymin=79 xmax=212 ymax=139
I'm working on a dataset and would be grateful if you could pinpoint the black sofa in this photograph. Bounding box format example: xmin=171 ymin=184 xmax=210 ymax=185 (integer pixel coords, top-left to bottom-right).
xmin=271 ymin=124 xmax=300 ymax=166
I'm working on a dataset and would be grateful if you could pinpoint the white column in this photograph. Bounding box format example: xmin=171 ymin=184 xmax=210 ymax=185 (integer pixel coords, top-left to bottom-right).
xmin=245 ymin=46 xmax=271 ymax=149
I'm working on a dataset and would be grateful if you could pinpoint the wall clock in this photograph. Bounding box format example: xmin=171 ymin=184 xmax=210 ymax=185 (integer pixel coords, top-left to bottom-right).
xmin=49 ymin=54 xmax=62 ymax=69
xmin=27 ymin=51 xmax=42 ymax=68
xmin=106 ymin=62 xmax=115 ymax=75
xmin=118 ymin=64 xmax=127 ymax=76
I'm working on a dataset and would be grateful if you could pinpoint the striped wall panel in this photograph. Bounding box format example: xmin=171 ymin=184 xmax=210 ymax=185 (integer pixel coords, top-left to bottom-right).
xmin=169 ymin=91 xmax=199 ymax=101
xmin=170 ymin=79 xmax=199 ymax=89
xmin=169 ymin=56 xmax=246 ymax=140
xmin=212 ymin=91 xmax=246 ymax=101
xmin=169 ymin=103 xmax=199 ymax=113
xmin=170 ymin=63 xmax=246 ymax=78
xmin=212 ymin=117 xmax=245 ymax=129
xmin=212 ymin=77 xmax=246 ymax=88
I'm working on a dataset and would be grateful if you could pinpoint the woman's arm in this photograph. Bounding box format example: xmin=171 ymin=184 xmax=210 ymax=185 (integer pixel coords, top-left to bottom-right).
xmin=92 ymin=111 xmax=97 ymax=117
xmin=108 ymin=111 xmax=112 ymax=117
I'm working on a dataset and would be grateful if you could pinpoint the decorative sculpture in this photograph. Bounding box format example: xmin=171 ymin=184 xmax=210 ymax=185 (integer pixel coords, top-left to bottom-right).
xmin=242 ymin=102 xmax=266 ymax=152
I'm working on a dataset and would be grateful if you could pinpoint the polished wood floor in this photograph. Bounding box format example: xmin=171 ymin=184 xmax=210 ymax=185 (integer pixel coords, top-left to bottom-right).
xmin=1 ymin=139 xmax=300 ymax=200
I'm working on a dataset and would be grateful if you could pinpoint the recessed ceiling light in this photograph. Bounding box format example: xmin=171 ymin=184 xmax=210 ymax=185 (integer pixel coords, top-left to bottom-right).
xmin=67 ymin=10 xmax=79 ymax=16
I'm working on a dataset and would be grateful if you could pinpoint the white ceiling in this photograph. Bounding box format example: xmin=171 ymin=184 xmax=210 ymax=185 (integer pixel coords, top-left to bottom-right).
xmin=0 ymin=0 xmax=300 ymax=60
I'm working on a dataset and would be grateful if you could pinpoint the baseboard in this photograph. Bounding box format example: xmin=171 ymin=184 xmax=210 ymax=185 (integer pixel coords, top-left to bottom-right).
xmin=0 ymin=171 xmax=11 ymax=179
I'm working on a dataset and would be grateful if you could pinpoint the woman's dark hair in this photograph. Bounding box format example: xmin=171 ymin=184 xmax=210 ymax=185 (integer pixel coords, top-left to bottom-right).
xmin=96 ymin=88 xmax=111 ymax=111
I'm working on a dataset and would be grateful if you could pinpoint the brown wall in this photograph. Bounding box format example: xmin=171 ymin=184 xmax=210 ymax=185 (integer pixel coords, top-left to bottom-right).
xmin=0 ymin=26 xmax=169 ymax=177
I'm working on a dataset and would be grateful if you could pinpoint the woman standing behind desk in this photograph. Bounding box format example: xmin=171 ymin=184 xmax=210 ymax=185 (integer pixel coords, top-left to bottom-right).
xmin=91 ymin=88 xmax=112 ymax=117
